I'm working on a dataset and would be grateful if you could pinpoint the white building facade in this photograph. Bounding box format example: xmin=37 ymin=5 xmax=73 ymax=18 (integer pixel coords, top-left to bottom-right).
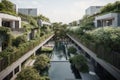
xmin=86 ymin=6 xmax=103 ymax=16
xmin=0 ymin=13 xmax=21 ymax=30
xmin=94 ymin=13 xmax=120 ymax=27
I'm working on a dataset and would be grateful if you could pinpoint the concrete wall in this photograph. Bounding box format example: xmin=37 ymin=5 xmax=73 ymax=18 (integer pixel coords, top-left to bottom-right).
xmin=86 ymin=6 xmax=103 ymax=16
xmin=117 ymin=14 xmax=120 ymax=26
xmin=95 ymin=13 xmax=119 ymax=27
xmin=18 ymin=8 xmax=38 ymax=17
xmin=0 ymin=13 xmax=21 ymax=29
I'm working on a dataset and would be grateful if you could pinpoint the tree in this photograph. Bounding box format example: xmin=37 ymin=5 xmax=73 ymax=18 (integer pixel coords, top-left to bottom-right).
xmin=69 ymin=55 xmax=89 ymax=73
xmin=16 ymin=67 xmax=41 ymax=80
xmin=34 ymin=54 xmax=50 ymax=75
xmin=1 ymin=0 xmax=15 ymax=12
xmin=87 ymin=27 xmax=120 ymax=52
xmin=35 ymin=14 xmax=50 ymax=22
xmin=13 ymin=35 xmax=27 ymax=47
xmin=100 ymin=1 xmax=120 ymax=13
xmin=68 ymin=46 xmax=77 ymax=54
xmin=0 ymin=2 xmax=5 ymax=11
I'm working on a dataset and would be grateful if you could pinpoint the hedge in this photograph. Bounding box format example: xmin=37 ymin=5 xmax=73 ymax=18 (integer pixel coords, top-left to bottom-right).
xmin=0 ymin=33 xmax=53 ymax=72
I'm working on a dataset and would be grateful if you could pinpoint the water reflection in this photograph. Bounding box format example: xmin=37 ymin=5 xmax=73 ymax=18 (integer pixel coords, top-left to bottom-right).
xmin=70 ymin=64 xmax=82 ymax=79
xmin=49 ymin=41 xmax=81 ymax=80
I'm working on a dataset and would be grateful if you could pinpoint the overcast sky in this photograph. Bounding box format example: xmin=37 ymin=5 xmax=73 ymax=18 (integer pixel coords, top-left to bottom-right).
xmin=10 ymin=0 xmax=118 ymax=23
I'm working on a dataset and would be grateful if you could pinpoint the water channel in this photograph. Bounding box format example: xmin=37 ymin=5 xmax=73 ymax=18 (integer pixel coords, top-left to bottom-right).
xmin=48 ymin=40 xmax=82 ymax=80
xmin=47 ymin=39 xmax=100 ymax=80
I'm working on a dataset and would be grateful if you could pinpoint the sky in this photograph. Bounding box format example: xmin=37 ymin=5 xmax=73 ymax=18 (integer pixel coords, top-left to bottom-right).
xmin=10 ymin=0 xmax=118 ymax=24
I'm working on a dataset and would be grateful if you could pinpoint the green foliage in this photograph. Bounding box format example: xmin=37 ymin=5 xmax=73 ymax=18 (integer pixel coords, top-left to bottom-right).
xmin=69 ymin=55 xmax=89 ymax=72
xmin=69 ymin=27 xmax=120 ymax=70
xmin=34 ymin=54 xmax=50 ymax=71
xmin=41 ymin=25 xmax=50 ymax=34
xmin=29 ymin=17 xmax=38 ymax=27
xmin=53 ymin=22 xmax=67 ymax=40
xmin=1 ymin=0 xmax=14 ymax=12
xmin=19 ymin=13 xmax=38 ymax=28
xmin=69 ymin=21 xmax=78 ymax=26
xmin=100 ymin=1 xmax=120 ymax=14
xmin=41 ymin=47 xmax=53 ymax=52
xmin=13 ymin=35 xmax=27 ymax=47
xmin=68 ymin=46 xmax=77 ymax=54
xmin=21 ymin=22 xmax=33 ymax=31
xmin=0 ymin=27 xmax=13 ymax=48
xmin=87 ymin=27 xmax=120 ymax=52
xmin=0 ymin=0 xmax=16 ymax=15
xmin=0 ymin=2 xmax=5 ymax=11
xmin=0 ymin=33 xmax=52 ymax=72
xmin=80 ymin=15 xmax=95 ymax=30
xmin=34 ymin=14 xmax=50 ymax=22
xmin=16 ymin=67 xmax=41 ymax=80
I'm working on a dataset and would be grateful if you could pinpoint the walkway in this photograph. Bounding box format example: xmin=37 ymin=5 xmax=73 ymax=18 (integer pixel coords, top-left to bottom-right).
xmin=0 ymin=35 xmax=54 ymax=80
xmin=67 ymin=34 xmax=120 ymax=80
xmin=67 ymin=42 xmax=100 ymax=80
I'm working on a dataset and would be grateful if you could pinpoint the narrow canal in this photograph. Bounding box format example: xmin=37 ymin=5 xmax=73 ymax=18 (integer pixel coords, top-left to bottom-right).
xmin=47 ymin=37 xmax=100 ymax=80
xmin=48 ymin=40 xmax=81 ymax=80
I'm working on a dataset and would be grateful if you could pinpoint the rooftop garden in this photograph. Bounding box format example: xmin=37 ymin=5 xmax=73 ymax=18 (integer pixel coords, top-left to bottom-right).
xmin=0 ymin=0 xmax=17 ymax=16
xmin=67 ymin=1 xmax=120 ymax=70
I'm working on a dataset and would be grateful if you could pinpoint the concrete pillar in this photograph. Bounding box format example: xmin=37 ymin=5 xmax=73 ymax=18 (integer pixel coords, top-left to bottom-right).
xmin=33 ymin=52 xmax=36 ymax=56
xmin=19 ymin=19 xmax=21 ymax=28
xmin=103 ymin=20 xmax=106 ymax=27
xmin=19 ymin=64 xmax=21 ymax=72
xmin=94 ymin=20 xmax=97 ymax=27
xmin=12 ymin=21 xmax=15 ymax=29
xmin=0 ymin=18 xmax=2 ymax=27
xmin=0 ymin=40 xmax=2 ymax=52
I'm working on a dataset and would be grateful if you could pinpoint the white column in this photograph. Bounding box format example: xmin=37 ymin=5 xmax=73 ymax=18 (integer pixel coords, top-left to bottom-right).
xmin=33 ymin=52 xmax=36 ymax=56
xmin=19 ymin=64 xmax=22 ymax=72
xmin=12 ymin=21 xmax=15 ymax=29
xmin=0 ymin=18 xmax=2 ymax=27
xmin=19 ymin=18 xmax=21 ymax=28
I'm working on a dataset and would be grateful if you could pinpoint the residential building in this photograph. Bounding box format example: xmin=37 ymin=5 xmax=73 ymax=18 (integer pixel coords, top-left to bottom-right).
xmin=94 ymin=13 xmax=120 ymax=27
xmin=0 ymin=13 xmax=21 ymax=30
xmin=13 ymin=3 xmax=17 ymax=13
xmin=18 ymin=8 xmax=38 ymax=16
xmin=27 ymin=28 xmax=39 ymax=41
xmin=86 ymin=6 xmax=103 ymax=16
xmin=38 ymin=19 xmax=51 ymax=27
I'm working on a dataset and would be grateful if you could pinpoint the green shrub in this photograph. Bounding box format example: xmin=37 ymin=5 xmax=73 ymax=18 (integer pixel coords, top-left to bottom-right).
xmin=16 ymin=67 xmax=41 ymax=80
xmin=13 ymin=35 xmax=27 ymax=47
xmin=34 ymin=54 xmax=50 ymax=70
xmin=0 ymin=33 xmax=53 ymax=72
xmin=68 ymin=46 xmax=77 ymax=54
xmin=100 ymin=1 xmax=120 ymax=14
xmin=69 ymin=55 xmax=89 ymax=73
xmin=34 ymin=54 xmax=50 ymax=75
xmin=41 ymin=47 xmax=53 ymax=52
xmin=0 ymin=0 xmax=17 ymax=16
